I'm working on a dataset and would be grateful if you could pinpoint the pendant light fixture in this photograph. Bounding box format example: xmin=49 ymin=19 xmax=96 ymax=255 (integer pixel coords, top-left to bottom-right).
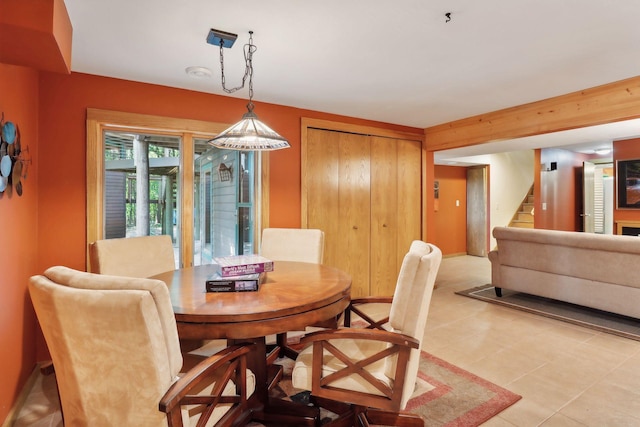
xmin=207 ymin=29 xmax=290 ymax=151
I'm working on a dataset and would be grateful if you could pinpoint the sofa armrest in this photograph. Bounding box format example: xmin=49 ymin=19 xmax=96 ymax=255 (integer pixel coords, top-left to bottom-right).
xmin=488 ymin=250 xmax=501 ymax=289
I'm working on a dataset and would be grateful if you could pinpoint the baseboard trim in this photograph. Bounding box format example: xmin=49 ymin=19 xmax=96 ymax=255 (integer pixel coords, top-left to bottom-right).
xmin=443 ymin=252 xmax=471 ymax=258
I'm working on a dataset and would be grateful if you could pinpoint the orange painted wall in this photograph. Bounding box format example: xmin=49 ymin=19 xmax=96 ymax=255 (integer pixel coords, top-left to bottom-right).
xmin=0 ymin=69 xmax=424 ymax=419
xmin=613 ymin=138 xmax=640 ymax=224
xmin=432 ymin=165 xmax=467 ymax=255
xmin=0 ymin=63 xmax=40 ymax=421
xmin=36 ymin=71 xmax=422 ymax=273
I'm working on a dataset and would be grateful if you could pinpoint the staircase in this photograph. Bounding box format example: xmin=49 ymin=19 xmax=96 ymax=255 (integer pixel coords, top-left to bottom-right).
xmin=509 ymin=186 xmax=534 ymax=228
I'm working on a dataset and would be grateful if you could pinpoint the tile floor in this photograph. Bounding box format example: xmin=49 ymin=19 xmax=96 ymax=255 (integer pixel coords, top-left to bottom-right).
xmin=12 ymin=255 xmax=640 ymax=426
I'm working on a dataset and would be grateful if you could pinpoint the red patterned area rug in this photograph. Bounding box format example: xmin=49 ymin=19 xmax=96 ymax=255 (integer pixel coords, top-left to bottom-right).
xmin=262 ymin=351 xmax=521 ymax=427
xmin=406 ymin=351 xmax=521 ymax=426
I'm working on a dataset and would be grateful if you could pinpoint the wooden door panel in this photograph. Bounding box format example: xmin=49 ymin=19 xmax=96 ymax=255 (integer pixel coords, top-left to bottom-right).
xmin=370 ymin=136 xmax=398 ymax=296
xmin=338 ymin=133 xmax=370 ymax=298
xmin=303 ymin=122 xmax=423 ymax=299
xmin=396 ymin=139 xmax=422 ymax=268
xmin=466 ymin=166 xmax=488 ymax=257
xmin=306 ymin=129 xmax=340 ymax=267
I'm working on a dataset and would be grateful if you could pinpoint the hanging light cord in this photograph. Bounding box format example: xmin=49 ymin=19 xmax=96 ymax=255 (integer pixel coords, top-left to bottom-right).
xmin=219 ymin=31 xmax=257 ymax=112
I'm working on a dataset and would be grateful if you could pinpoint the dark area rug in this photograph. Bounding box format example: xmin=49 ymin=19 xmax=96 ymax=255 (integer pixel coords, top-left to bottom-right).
xmin=457 ymin=284 xmax=640 ymax=341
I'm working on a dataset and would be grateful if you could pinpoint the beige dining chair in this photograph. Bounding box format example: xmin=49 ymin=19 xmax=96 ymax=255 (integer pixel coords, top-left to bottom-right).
xmin=260 ymin=228 xmax=325 ymax=264
xmin=89 ymin=234 xmax=176 ymax=277
xmin=89 ymin=234 xmax=210 ymax=354
xmin=291 ymin=240 xmax=442 ymax=427
xmin=29 ymin=266 xmax=256 ymax=427
xmin=260 ymin=227 xmax=325 ymax=360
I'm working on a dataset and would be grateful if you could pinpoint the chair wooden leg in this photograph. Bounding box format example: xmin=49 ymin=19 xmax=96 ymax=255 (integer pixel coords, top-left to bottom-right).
xmin=356 ymin=411 xmax=371 ymax=427
xmin=324 ymin=409 xmax=358 ymax=427
xmin=311 ymin=395 xmax=352 ymax=417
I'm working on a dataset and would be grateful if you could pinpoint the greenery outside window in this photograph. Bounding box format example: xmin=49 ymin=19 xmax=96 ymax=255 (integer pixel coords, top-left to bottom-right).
xmin=86 ymin=109 xmax=269 ymax=270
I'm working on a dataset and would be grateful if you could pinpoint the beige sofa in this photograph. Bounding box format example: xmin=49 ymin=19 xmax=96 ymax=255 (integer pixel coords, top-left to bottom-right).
xmin=488 ymin=226 xmax=640 ymax=319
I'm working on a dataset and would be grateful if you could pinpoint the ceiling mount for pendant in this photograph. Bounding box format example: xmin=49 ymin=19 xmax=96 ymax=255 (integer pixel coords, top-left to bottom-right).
xmin=206 ymin=28 xmax=290 ymax=151
xmin=206 ymin=29 xmax=238 ymax=49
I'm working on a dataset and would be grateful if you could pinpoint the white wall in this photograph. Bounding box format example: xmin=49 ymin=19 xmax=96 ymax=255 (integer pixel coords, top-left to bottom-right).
xmin=449 ymin=150 xmax=534 ymax=248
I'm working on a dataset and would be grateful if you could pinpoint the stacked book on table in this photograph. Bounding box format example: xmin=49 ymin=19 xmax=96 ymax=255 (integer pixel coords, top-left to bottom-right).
xmin=206 ymin=254 xmax=273 ymax=292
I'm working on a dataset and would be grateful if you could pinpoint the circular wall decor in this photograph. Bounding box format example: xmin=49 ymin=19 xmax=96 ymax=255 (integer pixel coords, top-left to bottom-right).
xmin=0 ymin=112 xmax=31 ymax=198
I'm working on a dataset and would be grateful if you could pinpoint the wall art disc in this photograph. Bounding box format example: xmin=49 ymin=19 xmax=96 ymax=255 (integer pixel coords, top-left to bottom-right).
xmin=2 ymin=121 xmax=16 ymax=144
xmin=0 ymin=176 xmax=7 ymax=192
xmin=12 ymin=160 xmax=22 ymax=182
xmin=0 ymin=155 xmax=11 ymax=177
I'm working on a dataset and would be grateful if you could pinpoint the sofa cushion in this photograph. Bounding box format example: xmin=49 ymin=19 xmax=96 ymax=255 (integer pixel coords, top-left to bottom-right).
xmin=492 ymin=227 xmax=640 ymax=290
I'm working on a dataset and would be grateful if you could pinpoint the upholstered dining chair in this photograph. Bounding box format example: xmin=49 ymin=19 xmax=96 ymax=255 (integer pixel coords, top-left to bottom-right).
xmin=291 ymin=241 xmax=442 ymax=427
xmin=29 ymin=266 xmax=256 ymax=427
xmin=260 ymin=227 xmax=325 ymax=360
xmin=88 ymin=234 xmax=210 ymax=353
xmin=260 ymin=228 xmax=325 ymax=264
xmin=88 ymin=234 xmax=176 ymax=277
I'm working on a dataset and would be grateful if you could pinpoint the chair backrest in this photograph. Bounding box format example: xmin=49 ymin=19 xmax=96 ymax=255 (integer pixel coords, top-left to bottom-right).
xmin=89 ymin=235 xmax=176 ymax=278
xmin=29 ymin=266 xmax=183 ymax=426
xmin=260 ymin=228 xmax=324 ymax=264
xmin=387 ymin=240 xmax=442 ymax=407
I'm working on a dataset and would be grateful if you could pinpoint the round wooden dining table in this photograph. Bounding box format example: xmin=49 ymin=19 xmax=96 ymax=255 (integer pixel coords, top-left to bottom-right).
xmin=151 ymin=260 xmax=351 ymax=425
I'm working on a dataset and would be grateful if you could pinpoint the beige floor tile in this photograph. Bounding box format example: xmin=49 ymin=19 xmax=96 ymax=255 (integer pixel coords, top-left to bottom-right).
xmin=539 ymin=412 xmax=587 ymax=426
xmin=602 ymin=357 xmax=640 ymax=394
xmin=584 ymin=332 xmax=640 ymax=357
xmin=507 ymin=331 xmax=585 ymax=363
xmin=494 ymin=397 xmax=558 ymax=426
xmin=480 ymin=415 xmax=519 ymax=426
xmin=558 ymin=382 xmax=640 ymax=426
xmin=466 ymin=346 xmax=547 ymax=385
xmin=506 ymin=368 xmax=587 ymax=412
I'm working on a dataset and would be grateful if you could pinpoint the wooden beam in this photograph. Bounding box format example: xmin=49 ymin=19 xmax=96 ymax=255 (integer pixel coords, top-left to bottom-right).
xmin=425 ymin=75 xmax=640 ymax=151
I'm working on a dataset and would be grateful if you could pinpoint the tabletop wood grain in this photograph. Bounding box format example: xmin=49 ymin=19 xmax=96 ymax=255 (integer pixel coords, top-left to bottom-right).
xmin=151 ymin=261 xmax=352 ymax=340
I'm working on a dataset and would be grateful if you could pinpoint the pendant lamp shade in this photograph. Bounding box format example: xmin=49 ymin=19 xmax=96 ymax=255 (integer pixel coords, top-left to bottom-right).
xmin=208 ymin=109 xmax=290 ymax=151
xmin=205 ymin=29 xmax=290 ymax=151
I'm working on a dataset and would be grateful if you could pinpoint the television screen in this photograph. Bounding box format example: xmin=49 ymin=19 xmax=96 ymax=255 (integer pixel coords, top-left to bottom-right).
xmin=617 ymin=159 xmax=640 ymax=208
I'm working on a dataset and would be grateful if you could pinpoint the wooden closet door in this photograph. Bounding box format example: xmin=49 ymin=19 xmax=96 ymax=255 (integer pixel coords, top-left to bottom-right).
xmin=304 ymin=126 xmax=422 ymax=298
xmin=370 ymin=137 xmax=422 ymax=296
xmin=396 ymin=138 xmax=422 ymax=270
xmin=306 ymin=129 xmax=371 ymax=297
xmin=338 ymin=133 xmax=371 ymax=297
xmin=370 ymin=136 xmax=398 ymax=296
xmin=306 ymin=128 xmax=340 ymax=258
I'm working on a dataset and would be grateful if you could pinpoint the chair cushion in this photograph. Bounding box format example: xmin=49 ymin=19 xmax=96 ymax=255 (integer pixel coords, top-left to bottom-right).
xmin=180 ymin=368 xmax=256 ymax=427
xmin=292 ymin=340 xmax=392 ymax=397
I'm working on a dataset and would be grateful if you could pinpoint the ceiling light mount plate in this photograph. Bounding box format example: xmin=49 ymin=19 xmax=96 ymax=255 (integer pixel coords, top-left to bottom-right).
xmin=185 ymin=66 xmax=212 ymax=78
xmin=207 ymin=29 xmax=238 ymax=48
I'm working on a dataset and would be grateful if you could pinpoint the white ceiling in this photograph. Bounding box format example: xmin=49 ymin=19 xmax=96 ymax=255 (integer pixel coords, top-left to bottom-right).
xmin=64 ymin=0 xmax=640 ymax=161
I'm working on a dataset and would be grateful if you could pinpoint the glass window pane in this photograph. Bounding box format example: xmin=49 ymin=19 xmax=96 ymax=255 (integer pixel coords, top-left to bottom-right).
xmin=193 ymin=140 xmax=257 ymax=266
xmin=104 ymin=131 xmax=180 ymax=267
